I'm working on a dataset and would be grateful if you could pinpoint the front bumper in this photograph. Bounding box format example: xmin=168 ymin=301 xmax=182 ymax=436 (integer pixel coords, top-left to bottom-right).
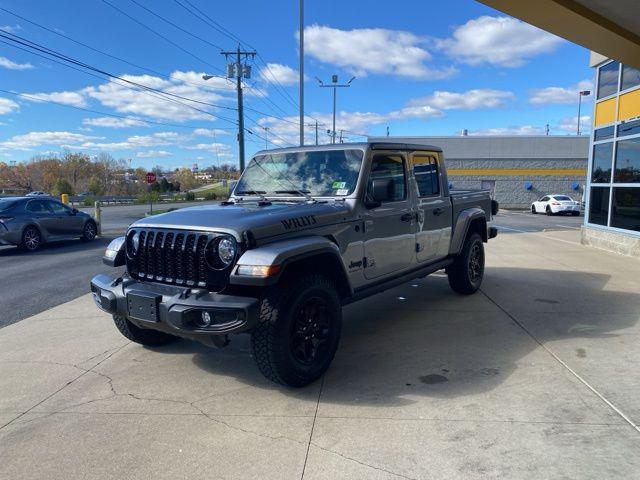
xmin=90 ymin=274 xmax=260 ymax=343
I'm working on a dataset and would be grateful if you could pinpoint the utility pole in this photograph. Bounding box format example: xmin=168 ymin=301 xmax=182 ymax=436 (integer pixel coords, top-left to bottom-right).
xmin=299 ymin=0 xmax=304 ymax=146
xmin=316 ymin=75 xmax=355 ymax=144
xmin=315 ymin=121 xmax=318 ymax=145
xmin=577 ymin=90 xmax=591 ymax=135
xmin=339 ymin=130 xmax=343 ymax=143
xmin=386 ymin=126 xmax=390 ymax=137
xmin=208 ymin=46 xmax=256 ymax=172
xmin=262 ymin=126 xmax=269 ymax=149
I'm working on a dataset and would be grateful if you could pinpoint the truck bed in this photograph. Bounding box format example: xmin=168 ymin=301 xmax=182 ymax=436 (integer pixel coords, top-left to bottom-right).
xmin=449 ymin=189 xmax=495 ymax=220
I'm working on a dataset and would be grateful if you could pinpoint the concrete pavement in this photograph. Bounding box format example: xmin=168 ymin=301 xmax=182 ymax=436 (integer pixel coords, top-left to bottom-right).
xmin=1 ymin=227 xmax=640 ymax=479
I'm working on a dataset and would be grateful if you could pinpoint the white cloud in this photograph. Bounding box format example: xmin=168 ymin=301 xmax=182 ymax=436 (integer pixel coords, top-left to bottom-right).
xmin=303 ymin=24 xmax=456 ymax=79
xmin=529 ymin=80 xmax=593 ymax=105
xmin=191 ymin=128 xmax=230 ymax=138
xmin=259 ymin=63 xmax=299 ymax=86
xmin=407 ymin=89 xmax=515 ymax=111
xmin=26 ymin=90 xmax=88 ymax=107
xmin=0 ymin=97 xmax=19 ymax=115
xmin=556 ymin=115 xmax=591 ymax=134
xmin=82 ymin=117 xmax=147 ymax=128
xmin=0 ymin=131 xmax=99 ymax=150
xmin=438 ymin=16 xmax=563 ymax=67
xmin=79 ymin=132 xmax=182 ymax=150
xmin=0 ymin=56 xmax=34 ymax=71
xmin=468 ymin=125 xmax=546 ymax=136
xmin=0 ymin=25 xmax=21 ymax=34
xmin=186 ymin=142 xmax=232 ymax=154
xmin=136 ymin=150 xmax=173 ymax=158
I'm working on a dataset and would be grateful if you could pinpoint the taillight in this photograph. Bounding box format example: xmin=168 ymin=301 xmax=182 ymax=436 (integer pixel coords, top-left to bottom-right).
xmin=551 ymin=202 xmax=560 ymax=205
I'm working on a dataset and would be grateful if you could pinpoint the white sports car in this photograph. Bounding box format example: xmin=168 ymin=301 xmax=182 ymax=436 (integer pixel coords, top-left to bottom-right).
xmin=531 ymin=194 xmax=581 ymax=216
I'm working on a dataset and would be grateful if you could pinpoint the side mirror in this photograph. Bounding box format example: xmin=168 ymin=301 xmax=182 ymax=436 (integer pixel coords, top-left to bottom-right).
xmin=365 ymin=178 xmax=394 ymax=209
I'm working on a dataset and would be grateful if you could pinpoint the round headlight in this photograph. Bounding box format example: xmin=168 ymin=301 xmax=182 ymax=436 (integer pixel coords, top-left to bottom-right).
xmin=217 ymin=237 xmax=236 ymax=265
xmin=132 ymin=232 xmax=140 ymax=252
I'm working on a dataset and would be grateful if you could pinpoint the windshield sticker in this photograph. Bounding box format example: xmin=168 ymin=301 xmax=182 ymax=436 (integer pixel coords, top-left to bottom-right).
xmin=332 ymin=181 xmax=346 ymax=189
xmin=336 ymin=189 xmax=349 ymax=196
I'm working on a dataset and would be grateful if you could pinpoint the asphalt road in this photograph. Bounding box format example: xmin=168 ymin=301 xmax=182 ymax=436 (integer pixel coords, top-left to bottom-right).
xmin=0 ymin=206 xmax=584 ymax=328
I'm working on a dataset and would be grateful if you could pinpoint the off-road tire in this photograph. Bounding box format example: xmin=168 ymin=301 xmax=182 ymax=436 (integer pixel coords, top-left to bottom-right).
xmin=251 ymin=274 xmax=342 ymax=387
xmin=113 ymin=315 xmax=179 ymax=346
xmin=20 ymin=226 xmax=41 ymax=252
xmin=81 ymin=220 xmax=97 ymax=241
xmin=447 ymin=232 xmax=485 ymax=295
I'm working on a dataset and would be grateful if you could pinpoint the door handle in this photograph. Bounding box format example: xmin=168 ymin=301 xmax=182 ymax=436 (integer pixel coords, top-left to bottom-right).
xmin=400 ymin=213 xmax=413 ymax=222
xmin=433 ymin=208 xmax=444 ymax=216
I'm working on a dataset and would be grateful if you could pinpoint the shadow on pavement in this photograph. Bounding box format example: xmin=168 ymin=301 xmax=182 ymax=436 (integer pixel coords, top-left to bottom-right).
xmin=163 ymin=266 xmax=640 ymax=405
xmin=0 ymin=236 xmax=114 ymax=258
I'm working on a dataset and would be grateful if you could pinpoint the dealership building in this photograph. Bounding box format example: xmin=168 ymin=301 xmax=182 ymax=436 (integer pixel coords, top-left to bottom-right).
xmin=370 ymin=135 xmax=589 ymax=209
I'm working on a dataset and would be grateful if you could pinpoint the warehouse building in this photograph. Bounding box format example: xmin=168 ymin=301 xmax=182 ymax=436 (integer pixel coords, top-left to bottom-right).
xmin=369 ymin=135 xmax=589 ymax=208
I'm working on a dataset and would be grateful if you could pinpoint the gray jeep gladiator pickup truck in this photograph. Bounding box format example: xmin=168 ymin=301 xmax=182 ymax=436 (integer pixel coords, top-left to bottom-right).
xmin=91 ymin=142 xmax=498 ymax=387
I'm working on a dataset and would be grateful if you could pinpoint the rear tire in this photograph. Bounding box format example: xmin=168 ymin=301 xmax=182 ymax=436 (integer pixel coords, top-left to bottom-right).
xmin=81 ymin=220 xmax=97 ymax=241
xmin=571 ymin=211 xmax=580 ymax=216
xmin=447 ymin=232 xmax=485 ymax=295
xmin=251 ymin=274 xmax=342 ymax=387
xmin=112 ymin=315 xmax=179 ymax=346
xmin=20 ymin=226 xmax=41 ymax=252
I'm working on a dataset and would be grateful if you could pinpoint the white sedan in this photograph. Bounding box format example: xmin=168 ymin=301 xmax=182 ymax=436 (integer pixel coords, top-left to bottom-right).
xmin=531 ymin=194 xmax=581 ymax=216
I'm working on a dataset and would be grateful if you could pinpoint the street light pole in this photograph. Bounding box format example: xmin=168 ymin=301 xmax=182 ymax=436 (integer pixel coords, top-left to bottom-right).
xmin=316 ymin=75 xmax=355 ymax=144
xmin=299 ymin=0 xmax=304 ymax=146
xmin=577 ymin=90 xmax=591 ymax=135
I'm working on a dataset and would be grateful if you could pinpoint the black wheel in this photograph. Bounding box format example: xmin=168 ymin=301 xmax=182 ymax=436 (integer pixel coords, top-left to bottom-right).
xmin=531 ymin=205 xmax=537 ymax=214
xmin=112 ymin=315 xmax=179 ymax=347
xmin=571 ymin=211 xmax=580 ymax=216
xmin=20 ymin=226 xmax=41 ymax=252
xmin=546 ymin=206 xmax=553 ymax=216
xmin=447 ymin=232 xmax=485 ymax=295
xmin=251 ymin=274 xmax=342 ymax=387
xmin=81 ymin=220 xmax=97 ymax=241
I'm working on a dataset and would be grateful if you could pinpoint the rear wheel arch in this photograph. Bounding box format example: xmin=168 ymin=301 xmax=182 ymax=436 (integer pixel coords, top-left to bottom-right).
xmin=466 ymin=216 xmax=488 ymax=243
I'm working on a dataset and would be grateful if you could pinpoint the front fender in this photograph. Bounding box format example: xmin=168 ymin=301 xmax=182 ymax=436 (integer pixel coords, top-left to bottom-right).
xmin=230 ymin=236 xmax=346 ymax=287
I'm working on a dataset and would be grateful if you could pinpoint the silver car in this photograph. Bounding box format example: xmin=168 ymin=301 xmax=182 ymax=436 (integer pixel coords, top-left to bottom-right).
xmin=0 ymin=197 xmax=98 ymax=251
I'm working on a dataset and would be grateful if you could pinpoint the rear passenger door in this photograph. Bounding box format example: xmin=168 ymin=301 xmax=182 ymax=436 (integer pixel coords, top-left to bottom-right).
xmin=411 ymin=153 xmax=452 ymax=263
xmin=362 ymin=152 xmax=416 ymax=280
xmin=25 ymin=200 xmax=56 ymax=236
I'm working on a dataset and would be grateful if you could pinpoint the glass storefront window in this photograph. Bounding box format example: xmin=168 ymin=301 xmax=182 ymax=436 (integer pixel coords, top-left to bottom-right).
xmin=592 ymin=142 xmax=613 ymax=183
xmin=588 ymin=187 xmax=610 ymax=226
xmin=611 ymin=188 xmax=640 ymax=232
xmin=617 ymin=119 xmax=640 ymax=138
xmin=594 ymin=125 xmax=615 ymax=141
xmin=614 ymin=137 xmax=640 ymax=183
xmin=621 ymin=65 xmax=640 ymax=91
xmin=597 ymin=61 xmax=619 ymax=99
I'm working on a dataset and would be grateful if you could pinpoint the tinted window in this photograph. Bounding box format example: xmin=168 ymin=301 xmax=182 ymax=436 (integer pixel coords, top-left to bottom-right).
xmin=592 ymin=142 xmax=613 ymax=183
xmin=367 ymin=154 xmax=406 ymax=202
xmin=597 ymin=61 xmax=619 ymax=99
xmin=617 ymin=119 xmax=640 ymax=138
xmin=540 ymin=196 xmax=550 ymax=202
xmin=554 ymin=196 xmax=573 ymax=201
xmin=26 ymin=200 xmax=51 ymax=213
xmin=621 ymin=64 xmax=640 ymax=91
xmin=614 ymin=137 xmax=640 ymax=183
xmin=611 ymin=188 xmax=640 ymax=231
xmin=594 ymin=125 xmax=615 ymax=141
xmin=236 ymin=149 xmax=363 ymax=196
xmin=413 ymin=155 xmax=440 ymax=197
xmin=588 ymin=187 xmax=610 ymax=226
xmin=48 ymin=201 xmax=70 ymax=214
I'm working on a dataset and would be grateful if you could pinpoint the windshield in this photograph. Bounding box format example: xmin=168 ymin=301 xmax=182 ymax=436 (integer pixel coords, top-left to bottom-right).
xmin=0 ymin=199 xmax=18 ymax=211
xmin=235 ymin=149 xmax=364 ymax=197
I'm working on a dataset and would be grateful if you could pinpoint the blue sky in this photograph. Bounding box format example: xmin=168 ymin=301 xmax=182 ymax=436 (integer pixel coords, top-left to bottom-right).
xmin=0 ymin=0 xmax=594 ymax=170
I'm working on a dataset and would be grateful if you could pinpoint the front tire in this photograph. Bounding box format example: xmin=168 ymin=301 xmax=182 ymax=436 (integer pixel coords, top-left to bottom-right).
xmin=571 ymin=211 xmax=580 ymax=216
xmin=531 ymin=205 xmax=537 ymax=214
xmin=251 ymin=274 xmax=342 ymax=387
xmin=447 ymin=232 xmax=485 ymax=295
xmin=112 ymin=315 xmax=179 ymax=347
xmin=20 ymin=226 xmax=41 ymax=252
xmin=546 ymin=206 xmax=553 ymax=216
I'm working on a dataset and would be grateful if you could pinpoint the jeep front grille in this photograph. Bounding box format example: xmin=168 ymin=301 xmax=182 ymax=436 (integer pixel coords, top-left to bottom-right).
xmin=126 ymin=228 xmax=228 ymax=290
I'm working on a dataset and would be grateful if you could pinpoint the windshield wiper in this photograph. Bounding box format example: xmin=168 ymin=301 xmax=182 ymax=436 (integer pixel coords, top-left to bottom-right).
xmin=274 ymin=189 xmax=311 ymax=195
xmin=235 ymin=190 xmax=266 ymax=195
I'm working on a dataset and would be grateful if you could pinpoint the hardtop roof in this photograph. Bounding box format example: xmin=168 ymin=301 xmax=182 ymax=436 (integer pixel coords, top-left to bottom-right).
xmin=253 ymin=141 xmax=443 ymax=156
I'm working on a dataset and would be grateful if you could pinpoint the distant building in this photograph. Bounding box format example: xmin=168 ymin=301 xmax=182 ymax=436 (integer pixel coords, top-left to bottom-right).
xmin=369 ymin=135 xmax=589 ymax=209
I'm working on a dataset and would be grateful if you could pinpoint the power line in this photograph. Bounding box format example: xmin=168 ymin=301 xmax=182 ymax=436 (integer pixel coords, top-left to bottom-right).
xmin=100 ymin=0 xmax=225 ymax=75
xmin=0 ymin=30 xmax=238 ymax=124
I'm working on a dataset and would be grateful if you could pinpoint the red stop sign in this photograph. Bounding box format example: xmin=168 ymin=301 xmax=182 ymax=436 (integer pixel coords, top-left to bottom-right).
xmin=145 ymin=172 xmax=157 ymax=184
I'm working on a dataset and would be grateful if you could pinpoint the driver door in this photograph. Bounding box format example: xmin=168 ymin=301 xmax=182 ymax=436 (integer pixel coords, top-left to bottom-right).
xmin=362 ymin=152 xmax=416 ymax=280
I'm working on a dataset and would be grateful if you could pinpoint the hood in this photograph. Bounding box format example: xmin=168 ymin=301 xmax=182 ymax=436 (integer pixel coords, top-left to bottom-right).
xmin=130 ymin=201 xmax=352 ymax=240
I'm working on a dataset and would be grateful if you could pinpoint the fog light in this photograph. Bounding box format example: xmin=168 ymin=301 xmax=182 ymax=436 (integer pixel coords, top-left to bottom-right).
xmin=195 ymin=311 xmax=213 ymax=328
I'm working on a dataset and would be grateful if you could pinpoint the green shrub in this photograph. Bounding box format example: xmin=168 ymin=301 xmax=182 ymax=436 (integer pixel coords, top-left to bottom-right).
xmin=82 ymin=197 xmax=95 ymax=207
xmin=184 ymin=191 xmax=195 ymax=201
xmin=204 ymin=192 xmax=217 ymax=201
